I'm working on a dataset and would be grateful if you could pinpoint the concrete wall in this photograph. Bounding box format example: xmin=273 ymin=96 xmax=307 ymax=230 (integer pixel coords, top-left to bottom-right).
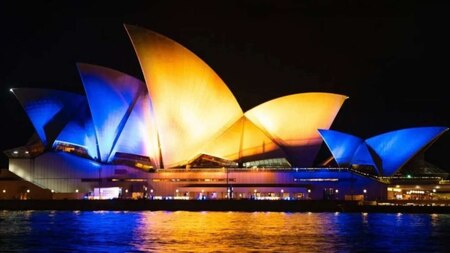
xmin=8 ymin=152 xmax=149 ymax=194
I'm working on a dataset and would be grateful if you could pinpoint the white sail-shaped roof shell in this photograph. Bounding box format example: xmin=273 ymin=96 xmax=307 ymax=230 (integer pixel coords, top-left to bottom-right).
xmin=78 ymin=63 xmax=159 ymax=165
xmin=245 ymin=93 xmax=348 ymax=166
xmin=125 ymin=25 xmax=243 ymax=167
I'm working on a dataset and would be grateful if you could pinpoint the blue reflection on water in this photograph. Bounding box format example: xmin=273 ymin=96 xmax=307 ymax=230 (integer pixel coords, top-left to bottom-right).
xmin=1 ymin=211 xmax=141 ymax=252
xmin=328 ymin=212 xmax=448 ymax=252
xmin=1 ymin=211 xmax=449 ymax=252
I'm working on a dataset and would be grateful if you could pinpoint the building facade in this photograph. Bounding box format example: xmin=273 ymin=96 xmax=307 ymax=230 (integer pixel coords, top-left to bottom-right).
xmin=3 ymin=25 xmax=448 ymax=201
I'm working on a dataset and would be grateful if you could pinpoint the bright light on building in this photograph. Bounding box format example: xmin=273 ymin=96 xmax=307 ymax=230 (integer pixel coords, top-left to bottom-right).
xmin=94 ymin=187 xmax=121 ymax=200
xmin=6 ymin=26 xmax=449 ymax=203
xmin=51 ymin=189 xmax=54 ymax=193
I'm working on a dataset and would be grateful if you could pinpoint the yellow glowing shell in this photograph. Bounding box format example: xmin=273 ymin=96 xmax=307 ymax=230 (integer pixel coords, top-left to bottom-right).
xmin=245 ymin=93 xmax=348 ymax=147
xmin=201 ymin=116 xmax=285 ymax=162
xmin=125 ymin=25 xmax=243 ymax=167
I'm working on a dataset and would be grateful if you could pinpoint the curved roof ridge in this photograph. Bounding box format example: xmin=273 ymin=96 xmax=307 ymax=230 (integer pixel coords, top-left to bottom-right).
xmin=366 ymin=126 xmax=448 ymax=176
xmin=77 ymin=62 xmax=149 ymax=163
xmin=11 ymin=88 xmax=85 ymax=148
xmin=244 ymin=92 xmax=348 ymax=113
xmin=318 ymin=129 xmax=372 ymax=168
xmin=244 ymin=92 xmax=348 ymax=167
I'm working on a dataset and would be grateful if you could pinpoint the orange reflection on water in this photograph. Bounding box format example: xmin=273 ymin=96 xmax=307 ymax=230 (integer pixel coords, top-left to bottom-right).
xmin=132 ymin=211 xmax=340 ymax=252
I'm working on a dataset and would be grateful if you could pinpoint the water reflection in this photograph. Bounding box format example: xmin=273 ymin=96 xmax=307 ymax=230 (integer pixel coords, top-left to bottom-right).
xmin=133 ymin=211 xmax=340 ymax=252
xmin=1 ymin=211 xmax=449 ymax=252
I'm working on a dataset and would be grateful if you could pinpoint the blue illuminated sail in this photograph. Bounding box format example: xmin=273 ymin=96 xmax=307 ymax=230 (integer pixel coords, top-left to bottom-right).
xmin=78 ymin=63 xmax=143 ymax=162
xmin=319 ymin=127 xmax=448 ymax=176
xmin=109 ymin=92 xmax=160 ymax=167
xmin=351 ymin=143 xmax=376 ymax=168
xmin=366 ymin=126 xmax=448 ymax=176
xmin=318 ymin=129 xmax=366 ymax=166
xmin=12 ymin=88 xmax=84 ymax=147
xmin=54 ymin=99 xmax=99 ymax=160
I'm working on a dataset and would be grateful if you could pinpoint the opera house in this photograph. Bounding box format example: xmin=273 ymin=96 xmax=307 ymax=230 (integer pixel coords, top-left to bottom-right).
xmin=2 ymin=25 xmax=449 ymax=201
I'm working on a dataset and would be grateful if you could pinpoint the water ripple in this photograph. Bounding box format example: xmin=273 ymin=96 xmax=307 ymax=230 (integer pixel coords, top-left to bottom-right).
xmin=1 ymin=210 xmax=449 ymax=252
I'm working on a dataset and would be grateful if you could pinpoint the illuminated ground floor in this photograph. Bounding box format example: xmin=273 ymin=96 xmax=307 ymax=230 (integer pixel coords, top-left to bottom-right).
xmin=2 ymin=152 xmax=450 ymax=201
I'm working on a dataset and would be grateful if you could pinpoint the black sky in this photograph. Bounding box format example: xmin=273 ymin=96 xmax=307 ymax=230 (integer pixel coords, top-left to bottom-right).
xmin=0 ymin=0 xmax=449 ymax=170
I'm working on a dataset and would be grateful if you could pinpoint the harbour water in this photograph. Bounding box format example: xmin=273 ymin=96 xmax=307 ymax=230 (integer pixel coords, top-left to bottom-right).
xmin=1 ymin=211 xmax=449 ymax=252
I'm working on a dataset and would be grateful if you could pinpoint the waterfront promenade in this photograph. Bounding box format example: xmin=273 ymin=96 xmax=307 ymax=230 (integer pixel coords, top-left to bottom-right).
xmin=1 ymin=199 xmax=450 ymax=213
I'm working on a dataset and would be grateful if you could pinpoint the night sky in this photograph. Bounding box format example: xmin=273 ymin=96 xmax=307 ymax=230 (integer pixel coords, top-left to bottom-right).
xmin=0 ymin=1 xmax=449 ymax=170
